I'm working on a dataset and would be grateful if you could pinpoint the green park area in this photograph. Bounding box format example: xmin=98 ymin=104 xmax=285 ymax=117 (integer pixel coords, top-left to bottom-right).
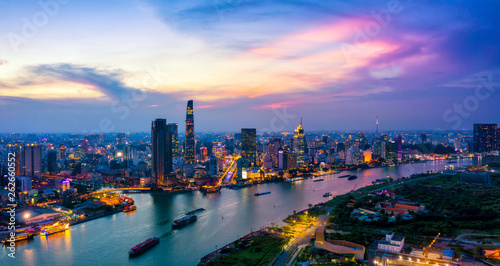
xmin=204 ymin=233 xmax=287 ymax=266
xmin=326 ymin=172 xmax=500 ymax=239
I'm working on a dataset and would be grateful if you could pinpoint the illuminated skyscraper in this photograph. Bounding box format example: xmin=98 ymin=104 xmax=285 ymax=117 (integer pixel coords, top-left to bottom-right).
xmin=167 ymin=123 xmax=179 ymax=158
xmin=293 ymin=119 xmax=306 ymax=167
xmin=151 ymin=118 xmax=173 ymax=185
xmin=241 ymin=128 xmax=257 ymax=166
xmin=473 ymin=124 xmax=498 ymax=153
xmin=184 ymin=100 xmax=195 ymax=165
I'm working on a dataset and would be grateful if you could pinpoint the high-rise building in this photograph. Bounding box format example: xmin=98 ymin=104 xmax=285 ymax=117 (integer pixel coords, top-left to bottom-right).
xmin=287 ymin=152 xmax=298 ymax=170
xmin=278 ymin=149 xmax=288 ymax=170
xmin=394 ymin=137 xmax=403 ymax=161
xmin=167 ymin=123 xmax=180 ymax=158
xmin=59 ymin=144 xmax=67 ymax=159
xmin=184 ymin=100 xmax=195 ymax=165
xmin=47 ymin=150 xmax=58 ymax=173
xmin=294 ymin=120 xmax=306 ymax=167
xmin=151 ymin=119 xmax=173 ymax=185
xmin=241 ymin=128 xmax=257 ymax=166
xmin=473 ymin=124 xmax=498 ymax=152
xmin=23 ymin=144 xmax=42 ymax=178
xmin=15 ymin=176 xmax=32 ymax=192
xmin=385 ymin=141 xmax=397 ymax=162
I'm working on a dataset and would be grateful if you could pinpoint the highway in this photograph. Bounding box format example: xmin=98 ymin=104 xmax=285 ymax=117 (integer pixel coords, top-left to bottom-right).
xmin=219 ymin=155 xmax=240 ymax=184
xmin=272 ymin=207 xmax=333 ymax=266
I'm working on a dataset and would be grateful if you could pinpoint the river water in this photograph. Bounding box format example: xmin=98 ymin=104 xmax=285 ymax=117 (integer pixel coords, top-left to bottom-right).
xmin=1 ymin=159 xmax=471 ymax=265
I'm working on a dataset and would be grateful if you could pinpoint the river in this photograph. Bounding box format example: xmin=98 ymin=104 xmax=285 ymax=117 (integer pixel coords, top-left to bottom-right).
xmin=1 ymin=159 xmax=471 ymax=265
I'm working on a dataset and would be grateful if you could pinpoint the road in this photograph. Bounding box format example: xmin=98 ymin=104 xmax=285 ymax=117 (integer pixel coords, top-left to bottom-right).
xmin=272 ymin=207 xmax=333 ymax=266
xmin=219 ymin=155 xmax=239 ymax=184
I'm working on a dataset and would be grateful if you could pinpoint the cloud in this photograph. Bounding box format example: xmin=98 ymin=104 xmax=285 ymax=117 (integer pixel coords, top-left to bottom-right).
xmin=0 ymin=58 xmax=8 ymax=65
xmin=26 ymin=64 xmax=143 ymax=100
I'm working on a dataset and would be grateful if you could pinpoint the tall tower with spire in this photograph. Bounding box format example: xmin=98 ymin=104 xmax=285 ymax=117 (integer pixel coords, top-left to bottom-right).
xmin=376 ymin=114 xmax=379 ymax=135
xmin=184 ymin=100 xmax=195 ymax=166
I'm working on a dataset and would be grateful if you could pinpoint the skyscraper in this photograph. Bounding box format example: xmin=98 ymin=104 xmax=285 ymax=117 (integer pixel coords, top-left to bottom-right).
xmin=59 ymin=144 xmax=67 ymax=159
xmin=294 ymin=120 xmax=306 ymax=167
xmin=47 ymin=150 xmax=58 ymax=173
xmin=167 ymin=123 xmax=179 ymax=158
xmin=241 ymin=128 xmax=257 ymax=166
xmin=473 ymin=124 xmax=498 ymax=152
xmin=151 ymin=119 xmax=173 ymax=185
xmin=394 ymin=136 xmax=402 ymax=161
xmin=184 ymin=100 xmax=195 ymax=165
xmin=23 ymin=144 xmax=42 ymax=178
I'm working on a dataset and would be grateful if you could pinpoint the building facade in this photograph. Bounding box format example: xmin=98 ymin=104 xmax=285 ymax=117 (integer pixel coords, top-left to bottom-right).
xmin=473 ymin=123 xmax=498 ymax=152
xmin=184 ymin=100 xmax=196 ymax=165
xmin=294 ymin=120 xmax=306 ymax=167
xmin=241 ymin=128 xmax=257 ymax=166
xmin=151 ymin=118 xmax=173 ymax=185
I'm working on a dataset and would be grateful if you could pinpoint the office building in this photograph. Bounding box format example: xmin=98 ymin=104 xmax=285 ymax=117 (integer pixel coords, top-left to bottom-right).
xmin=151 ymin=118 xmax=173 ymax=185
xmin=184 ymin=100 xmax=196 ymax=165
xmin=16 ymin=176 xmax=32 ymax=192
xmin=47 ymin=150 xmax=58 ymax=173
xmin=241 ymin=128 xmax=257 ymax=166
xmin=23 ymin=144 xmax=42 ymax=178
xmin=294 ymin=120 xmax=306 ymax=167
xmin=473 ymin=124 xmax=498 ymax=152
xmin=59 ymin=144 xmax=67 ymax=159
xmin=167 ymin=123 xmax=180 ymax=158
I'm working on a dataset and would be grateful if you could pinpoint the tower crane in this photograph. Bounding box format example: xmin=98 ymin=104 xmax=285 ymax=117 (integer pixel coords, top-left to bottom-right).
xmin=424 ymin=233 xmax=440 ymax=260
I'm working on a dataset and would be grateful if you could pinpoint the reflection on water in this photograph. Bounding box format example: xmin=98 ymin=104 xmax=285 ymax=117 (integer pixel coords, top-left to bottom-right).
xmin=1 ymin=159 xmax=470 ymax=266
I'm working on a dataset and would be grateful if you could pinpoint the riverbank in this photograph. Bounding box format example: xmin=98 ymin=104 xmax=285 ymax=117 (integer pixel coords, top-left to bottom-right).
xmin=68 ymin=208 xmax=124 ymax=226
xmin=198 ymin=229 xmax=287 ymax=265
xmin=196 ymin=166 xmax=459 ymax=265
xmin=7 ymin=159 xmax=471 ymax=266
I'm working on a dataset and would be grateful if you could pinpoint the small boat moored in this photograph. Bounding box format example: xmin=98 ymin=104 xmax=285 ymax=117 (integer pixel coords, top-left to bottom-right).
xmin=1 ymin=233 xmax=34 ymax=244
xmin=255 ymin=191 xmax=271 ymax=196
xmin=323 ymin=192 xmax=332 ymax=197
xmin=348 ymin=175 xmax=358 ymax=180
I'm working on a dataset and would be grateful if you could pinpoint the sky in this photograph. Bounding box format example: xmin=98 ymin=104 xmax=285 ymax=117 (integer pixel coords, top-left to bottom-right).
xmin=1 ymin=0 xmax=500 ymax=133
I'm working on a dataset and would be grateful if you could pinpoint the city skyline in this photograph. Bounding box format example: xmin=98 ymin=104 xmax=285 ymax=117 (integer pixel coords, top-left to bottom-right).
xmin=1 ymin=1 xmax=500 ymax=133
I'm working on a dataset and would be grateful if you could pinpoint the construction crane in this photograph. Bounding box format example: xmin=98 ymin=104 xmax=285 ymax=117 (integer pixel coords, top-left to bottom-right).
xmin=424 ymin=233 xmax=440 ymax=260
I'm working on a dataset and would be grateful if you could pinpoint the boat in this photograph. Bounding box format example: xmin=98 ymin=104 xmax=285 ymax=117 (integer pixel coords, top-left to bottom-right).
xmin=41 ymin=222 xmax=69 ymax=236
xmin=313 ymin=178 xmax=324 ymax=182
xmin=124 ymin=205 xmax=137 ymax=212
xmin=1 ymin=233 xmax=34 ymax=244
xmin=185 ymin=208 xmax=205 ymax=215
xmin=284 ymin=177 xmax=304 ymax=183
xmin=172 ymin=215 xmax=197 ymax=228
xmin=200 ymin=186 xmax=221 ymax=193
xmin=348 ymin=175 xmax=358 ymax=180
xmin=255 ymin=191 xmax=271 ymax=196
xmin=338 ymin=175 xmax=351 ymax=178
xmin=323 ymin=192 xmax=332 ymax=197
xmin=129 ymin=237 xmax=160 ymax=256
